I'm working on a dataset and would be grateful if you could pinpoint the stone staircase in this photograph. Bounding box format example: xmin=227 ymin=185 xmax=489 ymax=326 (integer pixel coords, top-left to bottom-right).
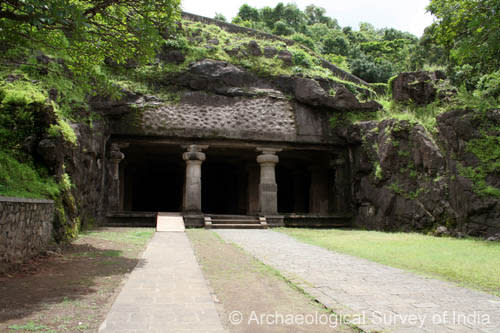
xmin=204 ymin=215 xmax=267 ymax=229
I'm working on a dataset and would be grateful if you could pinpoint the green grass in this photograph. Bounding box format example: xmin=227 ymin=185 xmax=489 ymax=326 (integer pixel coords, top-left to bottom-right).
xmin=8 ymin=321 xmax=52 ymax=332
xmin=278 ymin=228 xmax=500 ymax=296
xmin=80 ymin=228 xmax=154 ymax=246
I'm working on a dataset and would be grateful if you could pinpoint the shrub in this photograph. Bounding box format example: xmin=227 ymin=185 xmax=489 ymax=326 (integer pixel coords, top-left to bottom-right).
xmin=476 ymin=70 xmax=500 ymax=100
xmin=291 ymin=49 xmax=312 ymax=68
xmin=290 ymin=33 xmax=316 ymax=50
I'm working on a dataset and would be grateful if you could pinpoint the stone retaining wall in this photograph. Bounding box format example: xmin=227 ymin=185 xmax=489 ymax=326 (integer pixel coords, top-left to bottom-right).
xmin=0 ymin=196 xmax=54 ymax=272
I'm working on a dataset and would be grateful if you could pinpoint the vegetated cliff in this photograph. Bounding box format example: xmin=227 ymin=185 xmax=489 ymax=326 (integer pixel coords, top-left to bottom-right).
xmin=336 ymin=72 xmax=499 ymax=237
xmin=0 ymin=13 xmax=498 ymax=241
xmin=0 ymin=14 xmax=380 ymax=241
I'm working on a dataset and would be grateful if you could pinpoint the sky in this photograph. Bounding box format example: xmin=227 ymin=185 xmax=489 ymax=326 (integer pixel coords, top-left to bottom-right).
xmin=181 ymin=0 xmax=435 ymax=37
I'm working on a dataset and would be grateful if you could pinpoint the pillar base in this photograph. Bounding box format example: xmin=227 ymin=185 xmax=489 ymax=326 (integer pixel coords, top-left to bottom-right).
xmin=182 ymin=213 xmax=205 ymax=228
xmin=262 ymin=215 xmax=285 ymax=227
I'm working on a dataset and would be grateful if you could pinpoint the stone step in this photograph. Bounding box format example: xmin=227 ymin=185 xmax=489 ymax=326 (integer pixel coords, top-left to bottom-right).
xmin=210 ymin=219 xmax=261 ymax=224
xmin=207 ymin=215 xmax=259 ymax=220
xmin=103 ymin=222 xmax=156 ymax=227
xmin=209 ymin=224 xmax=267 ymax=229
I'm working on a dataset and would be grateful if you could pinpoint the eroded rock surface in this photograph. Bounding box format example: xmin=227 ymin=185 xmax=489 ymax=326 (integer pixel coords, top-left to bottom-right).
xmin=391 ymin=71 xmax=446 ymax=105
xmin=342 ymin=109 xmax=500 ymax=237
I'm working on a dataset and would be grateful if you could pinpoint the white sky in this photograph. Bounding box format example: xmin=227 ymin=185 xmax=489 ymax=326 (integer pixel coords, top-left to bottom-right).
xmin=181 ymin=0 xmax=435 ymax=37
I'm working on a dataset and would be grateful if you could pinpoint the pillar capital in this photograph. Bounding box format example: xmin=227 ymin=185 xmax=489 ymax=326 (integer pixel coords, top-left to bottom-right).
xmin=256 ymin=147 xmax=282 ymax=155
xmin=182 ymin=145 xmax=208 ymax=162
xmin=256 ymin=147 xmax=281 ymax=166
xmin=183 ymin=151 xmax=206 ymax=162
xmin=256 ymin=153 xmax=279 ymax=165
xmin=109 ymin=143 xmax=125 ymax=161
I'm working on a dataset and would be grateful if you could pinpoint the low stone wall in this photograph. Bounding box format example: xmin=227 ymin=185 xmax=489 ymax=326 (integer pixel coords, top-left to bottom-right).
xmin=0 ymin=196 xmax=54 ymax=272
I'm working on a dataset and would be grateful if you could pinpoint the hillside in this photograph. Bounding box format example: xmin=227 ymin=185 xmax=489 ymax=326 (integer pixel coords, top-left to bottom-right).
xmin=0 ymin=4 xmax=499 ymax=240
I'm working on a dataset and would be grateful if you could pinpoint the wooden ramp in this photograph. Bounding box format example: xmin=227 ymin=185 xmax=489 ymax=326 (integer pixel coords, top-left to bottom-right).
xmin=156 ymin=212 xmax=185 ymax=232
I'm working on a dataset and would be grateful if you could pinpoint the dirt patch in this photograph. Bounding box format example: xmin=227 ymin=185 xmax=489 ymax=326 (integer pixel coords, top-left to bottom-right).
xmin=0 ymin=227 xmax=154 ymax=332
xmin=188 ymin=229 xmax=355 ymax=332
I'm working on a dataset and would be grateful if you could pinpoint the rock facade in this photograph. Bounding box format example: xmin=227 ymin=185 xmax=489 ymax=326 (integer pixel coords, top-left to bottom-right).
xmin=0 ymin=197 xmax=54 ymax=272
xmin=340 ymin=109 xmax=500 ymax=237
xmin=35 ymin=118 xmax=108 ymax=241
xmin=109 ymin=59 xmax=378 ymax=145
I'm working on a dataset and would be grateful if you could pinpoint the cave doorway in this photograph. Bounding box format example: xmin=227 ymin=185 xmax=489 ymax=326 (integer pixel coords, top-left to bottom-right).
xmin=201 ymin=149 xmax=255 ymax=215
xmin=122 ymin=146 xmax=184 ymax=213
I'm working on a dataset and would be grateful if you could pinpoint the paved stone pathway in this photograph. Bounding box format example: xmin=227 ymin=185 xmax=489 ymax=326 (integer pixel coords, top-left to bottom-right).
xmin=216 ymin=229 xmax=500 ymax=333
xmin=99 ymin=232 xmax=224 ymax=332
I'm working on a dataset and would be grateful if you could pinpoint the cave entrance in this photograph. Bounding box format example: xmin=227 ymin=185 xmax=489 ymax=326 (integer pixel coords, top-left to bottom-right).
xmin=201 ymin=148 xmax=256 ymax=215
xmin=117 ymin=143 xmax=343 ymax=217
xmin=121 ymin=146 xmax=184 ymax=212
xmin=276 ymin=165 xmax=311 ymax=214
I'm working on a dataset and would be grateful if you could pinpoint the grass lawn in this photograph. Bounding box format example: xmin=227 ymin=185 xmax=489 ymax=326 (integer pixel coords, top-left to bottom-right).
xmin=278 ymin=228 xmax=500 ymax=296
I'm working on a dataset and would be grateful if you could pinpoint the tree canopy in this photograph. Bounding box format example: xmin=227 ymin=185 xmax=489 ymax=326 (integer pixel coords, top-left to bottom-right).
xmin=0 ymin=0 xmax=181 ymax=70
xmin=427 ymin=0 xmax=500 ymax=74
xmin=231 ymin=2 xmax=418 ymax=83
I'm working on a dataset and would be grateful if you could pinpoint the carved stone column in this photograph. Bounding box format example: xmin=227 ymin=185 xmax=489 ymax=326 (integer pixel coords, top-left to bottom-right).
xmin=182 ymin=145 xmax=208 ymax=214
xmin=109 ymin=143 xmax=125 ymax=211
xmin=256 ymin=148 xmax=281 ymax=215
xmin=309 ymin=166 xmax=329 ymax=214
xmin=332 ymin=158 xmax=349 ymax=213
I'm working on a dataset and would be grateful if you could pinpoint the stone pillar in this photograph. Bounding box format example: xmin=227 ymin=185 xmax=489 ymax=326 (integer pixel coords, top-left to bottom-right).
xmin=332 ymin=158 xmax=349 ymax=213
xmin=247 ymin=165 xmax=260 ymax=215
xmin=109 ymin=143 xmax=125 ymax=211
xmin=309 ymin=166 xmax=329 ymax=214
xmin=182 ymin=145 xmax=208 ymax=214
xmin=256 ymin=148 xmax=281 ymax=215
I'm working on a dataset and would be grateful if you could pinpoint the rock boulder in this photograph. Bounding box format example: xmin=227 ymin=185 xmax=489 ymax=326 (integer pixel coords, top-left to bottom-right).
xmin=391 ymin=71 xmax=446 ymax=105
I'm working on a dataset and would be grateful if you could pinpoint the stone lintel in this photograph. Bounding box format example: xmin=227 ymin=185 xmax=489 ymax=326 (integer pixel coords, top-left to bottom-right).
xmin=182 ymin=144 xmax=209 ymax=152
xmin=256 ymin=147 xmax=282 ymax=155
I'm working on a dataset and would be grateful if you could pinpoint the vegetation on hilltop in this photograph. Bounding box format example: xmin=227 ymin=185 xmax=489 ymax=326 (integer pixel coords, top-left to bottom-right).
xmin=227 ymin=1 xmax=500 ymax=94
xmin=226 ymin=3 xmax=418 ymax=83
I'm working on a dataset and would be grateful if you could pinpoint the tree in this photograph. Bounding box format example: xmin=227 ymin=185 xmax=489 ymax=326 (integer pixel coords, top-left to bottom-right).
xmin=260 ymin=6 xmax=275 ymax=29
xmin=304 ymin=4 xmax=338 ymax=29
xmin=0 ymin=0 xmax=181 ymax=70
xmin=282 ymin=3 xmax=305 ymax=32
xmin=273 ymin=20 xmax=294 ymax=36
xmin=427 ymin=0 xmax=500 ymax=74
xmin=237 ymin=4 xmax=260 ymax=22
xmin=214 ymin=13 xmax=227 ymax=22
xmin=322 ymin=34 xmax=349 ymax=56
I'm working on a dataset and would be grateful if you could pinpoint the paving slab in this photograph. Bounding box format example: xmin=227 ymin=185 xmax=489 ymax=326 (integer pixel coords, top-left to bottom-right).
xmin=216 ymin=229 xmax=500 ymax=333
xmin=99 ymin=232 xmax=224 ymax=332
xmin=156 ymin=213 xmax=185 ymax=232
